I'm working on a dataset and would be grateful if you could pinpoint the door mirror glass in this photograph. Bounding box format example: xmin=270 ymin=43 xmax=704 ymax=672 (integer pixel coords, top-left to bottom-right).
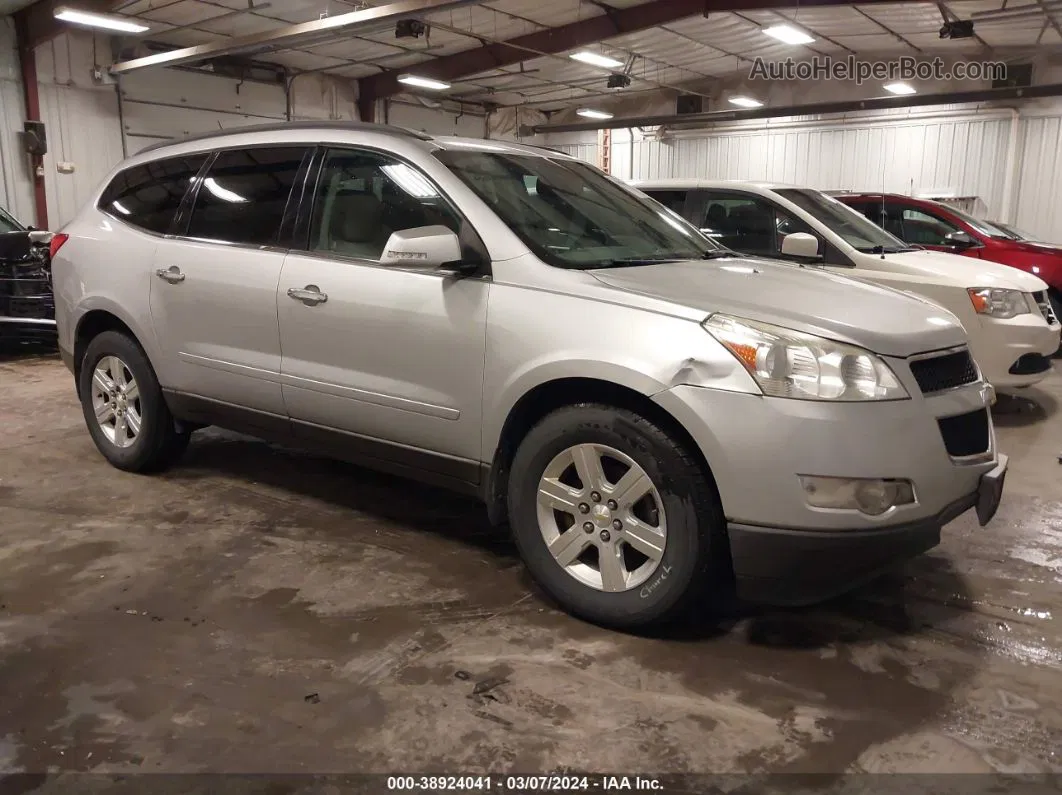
xmin=379 ymin=225 xmax=463 ymax=269
xmin=945 ymin=230 xmax=977 ymax=248
xmin=780 ymin=232 xmax=821 ymax=260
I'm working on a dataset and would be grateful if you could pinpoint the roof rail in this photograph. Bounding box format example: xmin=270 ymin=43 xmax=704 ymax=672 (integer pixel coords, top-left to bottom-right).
xmin=138 ymin=120 xmax=433 ymax=154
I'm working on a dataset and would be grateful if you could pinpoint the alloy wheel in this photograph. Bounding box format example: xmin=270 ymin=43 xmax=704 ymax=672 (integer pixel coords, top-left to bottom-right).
xmin=536 ymin=443 xmax=667 ymax=592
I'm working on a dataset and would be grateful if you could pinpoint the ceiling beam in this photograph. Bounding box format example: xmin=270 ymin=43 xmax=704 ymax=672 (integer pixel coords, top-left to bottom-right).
xmin=109 ymin=0 xmax=481 ymax=74
xmin=14 ymin=0 xmax=125 ymax=52
xmin=358 ymin=0 xmax=911 ymax=103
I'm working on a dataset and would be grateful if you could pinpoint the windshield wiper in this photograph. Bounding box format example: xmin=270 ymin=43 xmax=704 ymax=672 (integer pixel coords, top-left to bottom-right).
xmin=586 ymin=256 xmax=682 ymax=269
xmin=858 ymin=245 xmax=914 ymax=254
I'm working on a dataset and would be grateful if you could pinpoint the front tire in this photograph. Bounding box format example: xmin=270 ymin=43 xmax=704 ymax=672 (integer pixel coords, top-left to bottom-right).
xmin=78 ymin=330 xmax=190 ymax=473
xmin=508 ymin=403 xmax=726 ymax=629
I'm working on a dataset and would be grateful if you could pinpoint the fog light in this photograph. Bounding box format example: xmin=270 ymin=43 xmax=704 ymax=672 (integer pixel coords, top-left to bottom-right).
xmin=799 ymin=476 xmax=915 ymax=516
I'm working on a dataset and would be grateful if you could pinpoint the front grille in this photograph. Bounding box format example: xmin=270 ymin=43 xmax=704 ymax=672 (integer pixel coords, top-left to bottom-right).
xmin=1032 ymin=290 xmax=1057 ymax=325
xmin=937 ymin=408 xmax=990 ymax=458
xmin=909 ymin=349 xmax=979 ymax=394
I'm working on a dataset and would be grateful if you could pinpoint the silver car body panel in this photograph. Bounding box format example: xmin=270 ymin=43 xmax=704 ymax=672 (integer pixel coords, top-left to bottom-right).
xmin=53 ymin=126 xmax=995 ymax=540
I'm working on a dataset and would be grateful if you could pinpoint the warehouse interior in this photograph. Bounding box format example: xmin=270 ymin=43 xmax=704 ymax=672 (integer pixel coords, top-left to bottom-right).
xmin=2 ymin=0 xmax=1062 ymax=785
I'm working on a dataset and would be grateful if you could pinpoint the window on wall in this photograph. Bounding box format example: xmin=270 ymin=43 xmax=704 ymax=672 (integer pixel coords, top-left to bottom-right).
xmin=309 ymin=148 xmax=461 ymax=261
xmin=185 ymin=147 xmax=307 ymax=246
xmin=98 ymin=154 xmax=209 ymax=234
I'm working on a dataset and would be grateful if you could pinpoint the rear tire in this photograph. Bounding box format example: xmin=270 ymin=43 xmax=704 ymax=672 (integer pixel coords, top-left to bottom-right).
xmin=507 ymin=403 xmax=726 ymax=629
xmin=78 ymin=330 xmax=190 ymax=473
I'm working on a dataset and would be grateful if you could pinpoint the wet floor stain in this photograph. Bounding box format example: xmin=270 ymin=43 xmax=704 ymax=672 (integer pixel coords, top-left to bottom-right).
xmin=1 ymin=357 xmax=1061 ymax=777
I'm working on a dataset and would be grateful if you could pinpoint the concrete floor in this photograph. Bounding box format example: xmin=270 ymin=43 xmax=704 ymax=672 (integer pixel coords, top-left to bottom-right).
xmin=1 ymin=349 xmax=1061 ymax=782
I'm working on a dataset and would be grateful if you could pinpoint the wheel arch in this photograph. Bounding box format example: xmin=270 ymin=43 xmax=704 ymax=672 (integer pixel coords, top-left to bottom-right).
xmin=72 ymin=307 xmax=150 ymax=399
xmin=483 ymin=375 xmax=719 ymax=528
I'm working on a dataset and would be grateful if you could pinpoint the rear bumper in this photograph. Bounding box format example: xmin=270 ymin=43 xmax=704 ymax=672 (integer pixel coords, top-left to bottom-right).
xmin=729 ymin=454 xmax=1006 ymax=605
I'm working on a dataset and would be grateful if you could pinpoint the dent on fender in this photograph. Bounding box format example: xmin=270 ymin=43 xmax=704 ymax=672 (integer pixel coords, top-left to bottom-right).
xmin=667 ymin=356 xmax=742 ymax=389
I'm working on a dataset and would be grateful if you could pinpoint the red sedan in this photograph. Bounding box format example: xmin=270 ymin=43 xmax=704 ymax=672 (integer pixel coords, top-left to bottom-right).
xmin=835 ymin=192 xmax=1062 ymax=323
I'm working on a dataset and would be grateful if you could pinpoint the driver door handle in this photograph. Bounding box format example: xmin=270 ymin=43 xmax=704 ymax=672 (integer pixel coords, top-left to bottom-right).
xmin=287 ymin=285 xmax=328 ymax=306
xmin=155 ymin=266 xmax=185 ymax=284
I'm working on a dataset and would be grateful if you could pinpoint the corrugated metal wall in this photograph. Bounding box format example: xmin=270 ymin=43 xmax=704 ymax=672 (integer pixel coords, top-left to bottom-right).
xmin=546 ymin=107 xmax=1062 ymax=242
xmin=1014 ymin=114 xmax=1062 ymax=243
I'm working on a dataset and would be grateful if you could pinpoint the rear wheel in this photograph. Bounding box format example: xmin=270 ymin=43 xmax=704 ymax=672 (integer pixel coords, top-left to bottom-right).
xmin=78 ymin=331 xmax=190 ymax=472
xmin=507 ymin=403 xmax=726 ymax=629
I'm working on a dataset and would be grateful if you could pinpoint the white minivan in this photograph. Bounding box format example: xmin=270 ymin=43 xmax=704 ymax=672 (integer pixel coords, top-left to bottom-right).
xmin=634 ymin=180 xmax=1060 ymax=390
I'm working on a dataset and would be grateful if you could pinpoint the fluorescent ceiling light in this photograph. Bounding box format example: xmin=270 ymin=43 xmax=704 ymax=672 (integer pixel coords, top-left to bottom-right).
xmin=728 ymin=96 xmax=764 ymax=108
xmin=397 ymin=74 xmax=450 ymax=90
xmin=570 ymin=51 xmax=625 ymax=69
xmin=203 ymin=178 xmax=247 ymax=203
xmin=884 ymin=81 xmax=917 ymax=95
xmin=53 ymin=7 xmax=150 ymax=33
xmin=762 ymin=24 xmax=815 ymax=45
xmin=577 ymin=108 xmax=614 ymax=120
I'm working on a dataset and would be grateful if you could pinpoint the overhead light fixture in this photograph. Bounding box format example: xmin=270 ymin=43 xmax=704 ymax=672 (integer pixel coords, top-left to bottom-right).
xmin=884 ymin=82 xmax=917 ymax=95
xmin=577 ymin=108 xmax=614 ymax=120
xmin=570 ymin=51 xmax=625 ymax=69
xmin=53 ymin=6 xmax=150 ymax=33
xmin=762 ymin=24 xmax=815 ymax=45
xmin=397 ymin=74 xmax=450 ymax=90
xmin=728 ymin=96 xmax=764 ymax=108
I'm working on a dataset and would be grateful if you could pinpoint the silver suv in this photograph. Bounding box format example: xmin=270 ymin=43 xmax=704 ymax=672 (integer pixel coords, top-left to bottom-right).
xmin=51 ymin=122 xmax=1007 ymax=629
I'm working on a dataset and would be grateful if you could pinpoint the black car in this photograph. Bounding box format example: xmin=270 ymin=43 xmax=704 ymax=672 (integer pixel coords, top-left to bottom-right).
xmin=0 ymin=205 xmax=55 ymax=341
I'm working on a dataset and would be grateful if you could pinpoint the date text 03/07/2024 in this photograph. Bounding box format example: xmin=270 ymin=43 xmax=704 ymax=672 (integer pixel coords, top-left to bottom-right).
xmin=385 ymin=775 xmax=665 ymax=792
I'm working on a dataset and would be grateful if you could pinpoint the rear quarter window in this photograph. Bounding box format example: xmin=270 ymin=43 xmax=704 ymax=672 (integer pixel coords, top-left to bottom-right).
xmin=98 ymin=154 xmax=209 ymax=234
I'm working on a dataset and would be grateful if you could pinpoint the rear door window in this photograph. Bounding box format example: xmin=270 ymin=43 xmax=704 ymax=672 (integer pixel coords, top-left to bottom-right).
xmin=98 ymin=154 xmax=209 ymax=234
xmin=185 ymin=147 xmax=308 ymax=247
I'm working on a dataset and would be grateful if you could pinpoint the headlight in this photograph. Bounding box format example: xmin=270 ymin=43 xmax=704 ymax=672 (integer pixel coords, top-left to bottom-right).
xmin=967 ymin=287 xmax=1030 ymax=319
xmin=703 ymin=314 xmax=909 ymax=401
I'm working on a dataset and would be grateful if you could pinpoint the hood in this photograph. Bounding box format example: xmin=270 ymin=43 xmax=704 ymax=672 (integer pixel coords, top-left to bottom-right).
xmin=1006 ymin=240 xmax=1062 ymax=256
xmin=881 ymin=249 xmax=1049 ymax=292
xmin=589 ymin=256 xmax=967 ymax=357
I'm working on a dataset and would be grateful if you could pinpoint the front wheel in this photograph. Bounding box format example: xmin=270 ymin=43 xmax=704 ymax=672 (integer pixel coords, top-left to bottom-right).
xmin=507 ymin=404 xmax=726 ymax=629
xmin=78 ymin=330 xmax=190 ymax=473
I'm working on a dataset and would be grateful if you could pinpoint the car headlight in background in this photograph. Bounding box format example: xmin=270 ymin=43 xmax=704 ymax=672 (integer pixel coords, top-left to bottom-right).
xmin=967 ymin=287 xmax=1030 ymax=319
xmin=703 ymin=314 xmax=909 ymax=401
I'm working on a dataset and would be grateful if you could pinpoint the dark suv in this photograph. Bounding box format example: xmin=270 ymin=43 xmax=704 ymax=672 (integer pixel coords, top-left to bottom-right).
xmin=0 ymin=205 xmax=55 ymax=341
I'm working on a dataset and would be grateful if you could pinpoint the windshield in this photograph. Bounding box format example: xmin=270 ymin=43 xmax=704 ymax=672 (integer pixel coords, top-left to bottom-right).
xmin=775 ymin=188 xmax=915 ymax=253
xmin=433 ymin=148 xmax=720 ymax=268
xmin=927 ymin=202 xmax=1011 ymax=239
xmin=0 ymin=206 xmax=25 ymax=234
xmin=988 ymin=220 xmax=1038 ymax=241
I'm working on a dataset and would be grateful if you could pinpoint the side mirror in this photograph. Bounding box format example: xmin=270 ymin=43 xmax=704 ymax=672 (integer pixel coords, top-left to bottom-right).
xmin=379 ymin=225 xmax=468 ymax=271
xmin=945 ymin=231 xmax=977 ymax=249
xmin=780 ymin=232 xmax=821 ymax=260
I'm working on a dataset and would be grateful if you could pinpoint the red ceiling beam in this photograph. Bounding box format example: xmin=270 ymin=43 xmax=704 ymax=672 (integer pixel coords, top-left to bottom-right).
xmin=14 ymin=0 xmax=126 ymax=51
xmin=358 ymin=0 xmax=912 ymax=103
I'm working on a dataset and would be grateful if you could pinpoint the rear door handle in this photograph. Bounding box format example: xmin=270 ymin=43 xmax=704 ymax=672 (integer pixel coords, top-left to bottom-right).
xmin=287 ymin=285 xmax=328 ymax=306
xmin=155 ymin=266 xmax=185 ymax=284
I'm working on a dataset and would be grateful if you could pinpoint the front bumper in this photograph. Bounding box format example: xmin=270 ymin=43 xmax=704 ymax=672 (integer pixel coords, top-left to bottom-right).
xmin=973 ymin=312 xmax=1060 ymax=388
xmin=653 ymin=377 xmax=1003 ymax=605
xmin=729 ymin=456 xmax=1007 ymax=605
xmin=0 ymin=265 xmax=56 ymax=340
